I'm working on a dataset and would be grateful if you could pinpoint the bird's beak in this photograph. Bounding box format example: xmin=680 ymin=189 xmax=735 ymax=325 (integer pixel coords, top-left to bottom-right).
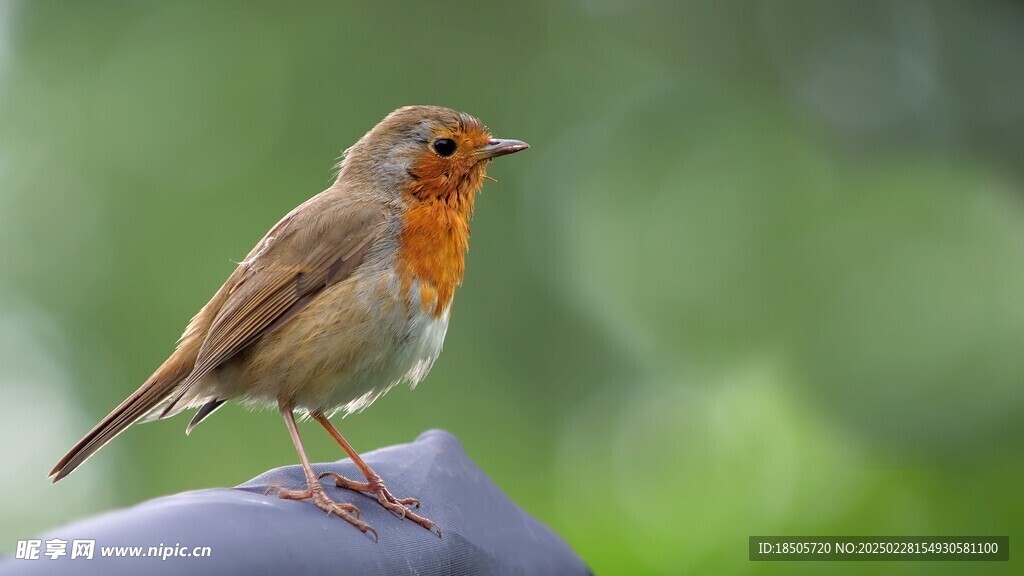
xmin=475 ymin=138 xmax=529 ymax=160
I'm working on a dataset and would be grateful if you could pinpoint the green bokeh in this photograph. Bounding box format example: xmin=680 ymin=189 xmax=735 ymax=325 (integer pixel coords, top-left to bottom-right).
xmin=2 ymin=1 xmax=1023 ymax=574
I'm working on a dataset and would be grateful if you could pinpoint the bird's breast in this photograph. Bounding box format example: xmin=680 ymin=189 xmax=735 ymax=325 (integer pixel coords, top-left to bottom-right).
xmin=396 ymin=198 xmax=472 ymax=317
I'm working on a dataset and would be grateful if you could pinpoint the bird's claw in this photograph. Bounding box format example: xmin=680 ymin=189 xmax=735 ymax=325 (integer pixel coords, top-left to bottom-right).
xmin=263 ymin=483 xmax=374 ymax=539
xmin=318 ymin=471 xmax=439 ymax=537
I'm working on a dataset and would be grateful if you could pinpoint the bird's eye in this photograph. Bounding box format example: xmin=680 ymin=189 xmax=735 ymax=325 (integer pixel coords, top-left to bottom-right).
xmin=432 ymin=138 xmax=457 ymax=158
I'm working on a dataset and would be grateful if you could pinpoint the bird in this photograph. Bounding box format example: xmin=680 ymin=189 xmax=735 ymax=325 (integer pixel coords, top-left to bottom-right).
xmin=49 ymin=105 xmax=529 ymax=540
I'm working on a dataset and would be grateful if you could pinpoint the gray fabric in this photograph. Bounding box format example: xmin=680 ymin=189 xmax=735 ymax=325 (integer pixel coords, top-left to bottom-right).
xmin=3 ymin=430 xmax=590 ymax=575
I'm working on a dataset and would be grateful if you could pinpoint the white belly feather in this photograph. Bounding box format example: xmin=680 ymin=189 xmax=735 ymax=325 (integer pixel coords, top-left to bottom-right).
xmin=324 ymin=294 xmax=450 ymax=416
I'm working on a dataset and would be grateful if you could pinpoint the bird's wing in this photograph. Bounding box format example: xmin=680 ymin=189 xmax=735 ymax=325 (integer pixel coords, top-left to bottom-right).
xmin=160 ymin=194 xmax=387 ymax=415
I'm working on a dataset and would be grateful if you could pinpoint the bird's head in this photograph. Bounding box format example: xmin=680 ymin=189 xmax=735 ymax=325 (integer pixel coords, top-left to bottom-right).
xmin=337 ymin=105 xmax=528 ymax=209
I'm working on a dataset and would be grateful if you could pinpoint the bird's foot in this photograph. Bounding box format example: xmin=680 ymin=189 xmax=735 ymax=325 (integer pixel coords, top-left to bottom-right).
xmin=265 ymin=482 xmax=378 ymax=541
xmin=318 ymin=471 xmax=442 ymax=538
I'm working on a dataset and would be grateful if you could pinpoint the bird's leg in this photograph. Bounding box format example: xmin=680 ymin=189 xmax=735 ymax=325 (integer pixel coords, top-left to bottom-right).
xmin=313 ymin=412 xmax=442 ymax=538
xmin=265 ymin=402 xmax=378 ymax=541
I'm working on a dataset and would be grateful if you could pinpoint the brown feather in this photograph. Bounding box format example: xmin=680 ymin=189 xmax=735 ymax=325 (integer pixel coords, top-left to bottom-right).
xmin=51 ymin=193 xmax=385 ymax=481
xmin=159 ymin=194 xmax=385 ymax=416
xmin=49 ymin=350 xmax=194 ymax=482
xmin=185 ymin=398 xmax=226 ymax=434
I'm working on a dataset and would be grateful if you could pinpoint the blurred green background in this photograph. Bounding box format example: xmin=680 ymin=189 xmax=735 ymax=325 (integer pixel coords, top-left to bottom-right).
xmin=2 ymin=1 xmax=1024 ymax=574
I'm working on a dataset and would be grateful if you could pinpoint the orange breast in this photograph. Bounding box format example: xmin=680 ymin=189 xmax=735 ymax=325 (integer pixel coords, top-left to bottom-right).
xmin=397 ymin=197 xmax=472 ymax=317
xmin=396 ymin=124 xmax=490 ymax=317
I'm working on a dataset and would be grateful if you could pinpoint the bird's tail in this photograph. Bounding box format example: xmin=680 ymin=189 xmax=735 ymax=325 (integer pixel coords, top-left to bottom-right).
xmin=49 ymin=352 xmax=194 ymax=482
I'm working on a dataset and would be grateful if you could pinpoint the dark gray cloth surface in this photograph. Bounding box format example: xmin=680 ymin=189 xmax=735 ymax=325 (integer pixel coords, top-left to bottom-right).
xmin=2 ymin=429 xmax=590 ymax=576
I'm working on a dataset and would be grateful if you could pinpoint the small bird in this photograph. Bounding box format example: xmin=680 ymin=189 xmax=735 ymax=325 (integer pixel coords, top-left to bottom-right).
xmin=50 ymin=105 xmax=528 ymax=540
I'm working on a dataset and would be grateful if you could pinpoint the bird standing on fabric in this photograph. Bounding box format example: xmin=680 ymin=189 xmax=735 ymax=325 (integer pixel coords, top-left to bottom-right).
xmin=49 ymin=106 xmax=529 ymax=540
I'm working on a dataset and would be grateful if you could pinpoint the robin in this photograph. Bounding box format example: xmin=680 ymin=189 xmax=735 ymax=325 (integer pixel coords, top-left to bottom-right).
xmin=49 ymin=105 xmax=529 ymax=540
